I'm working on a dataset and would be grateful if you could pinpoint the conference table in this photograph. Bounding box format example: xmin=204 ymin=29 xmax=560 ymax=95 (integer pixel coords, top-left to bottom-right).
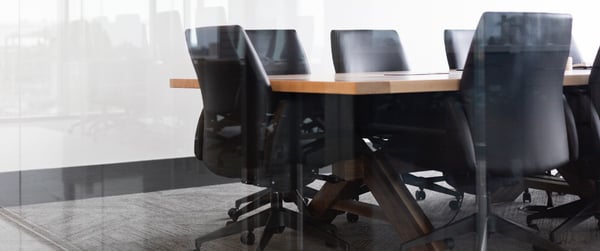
xmin=170 ymin=69 xmax=590 ymax=251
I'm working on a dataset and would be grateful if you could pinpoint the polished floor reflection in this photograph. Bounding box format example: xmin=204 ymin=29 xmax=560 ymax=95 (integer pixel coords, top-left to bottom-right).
xmin=2 ymin=175 xmax=599 ymax=250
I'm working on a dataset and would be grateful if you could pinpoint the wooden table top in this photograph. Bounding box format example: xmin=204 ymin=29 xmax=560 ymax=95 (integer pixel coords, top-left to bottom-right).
xmin=170 ymin=70 xmax=591 ymax=95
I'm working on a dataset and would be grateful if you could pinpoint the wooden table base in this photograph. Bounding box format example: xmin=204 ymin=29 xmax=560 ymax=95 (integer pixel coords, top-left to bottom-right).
xmin=308 ymin=158 xmax=446 ymax=251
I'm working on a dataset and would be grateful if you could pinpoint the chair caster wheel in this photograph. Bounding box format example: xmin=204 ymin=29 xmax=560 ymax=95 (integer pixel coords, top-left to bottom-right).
xmin=227 ymin=208 xmax=238 ymax=221
xmin=240 ymin=231 xmax=255 ymax=245
xmin=346 ymin=213 xmax=359 ymax=223
xmin=449 ymin=200 xmax=460 ymax=210
xmin=415 ymin=190 xmax=426 ymax=201
xmin=523 ymin=192 xmax=532 ymax=203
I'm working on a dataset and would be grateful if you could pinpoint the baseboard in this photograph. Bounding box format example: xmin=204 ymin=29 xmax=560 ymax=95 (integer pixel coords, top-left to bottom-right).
xmin=0 ymin=157 xmax=235 ymax=207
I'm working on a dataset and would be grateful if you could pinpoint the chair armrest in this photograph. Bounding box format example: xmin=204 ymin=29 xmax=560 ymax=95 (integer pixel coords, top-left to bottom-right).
xmin=589 ymin=99 xmax=600 ymax=151
xmin=563 ymin=95 xmax=579 ymax=161
xmin=194 ymin=110 xmax=205 ymax=160
xmin=444 ymin=98 xmax=476 ymax=170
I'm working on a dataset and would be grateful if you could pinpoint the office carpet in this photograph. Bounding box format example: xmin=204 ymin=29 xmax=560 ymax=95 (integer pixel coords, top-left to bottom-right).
xmin=2 ymin=177 xmax=599 ymax=251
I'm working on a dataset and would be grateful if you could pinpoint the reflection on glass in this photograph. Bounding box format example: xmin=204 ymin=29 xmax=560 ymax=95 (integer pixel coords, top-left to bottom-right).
xmin=1 ymin=1 xmax=199 ymax=171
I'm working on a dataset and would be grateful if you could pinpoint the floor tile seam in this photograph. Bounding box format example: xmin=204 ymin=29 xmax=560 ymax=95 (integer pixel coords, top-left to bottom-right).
xmin=0 ymin=207 xmax=82 ymax=251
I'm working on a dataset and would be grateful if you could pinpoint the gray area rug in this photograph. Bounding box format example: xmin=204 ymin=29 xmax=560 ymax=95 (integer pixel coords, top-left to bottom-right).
xmin=3 ymin=177 xmax=600 ymax=251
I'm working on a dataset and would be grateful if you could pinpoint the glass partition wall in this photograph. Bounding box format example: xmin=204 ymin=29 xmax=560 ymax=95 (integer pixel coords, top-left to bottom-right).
xmin=1 ymin=0 xmax=599 ymax=250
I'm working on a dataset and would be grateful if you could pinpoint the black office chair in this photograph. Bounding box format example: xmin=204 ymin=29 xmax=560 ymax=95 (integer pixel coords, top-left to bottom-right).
xmin=331 ymin=29 xmax=409 ymax=73
xmin=520 ymin=38 xmax=585 ymax=209
xmin=186 ymin=25 xmax=348 ymax=250
xmin=444 ymin=29 xmax=578 ymax=210
xmin=400 ymin=12 xmax=572 ymax=251
xmin=330 ymin=29 xmax=463 ymax=209
xmin=570 ymin=39 xmax=585 ymax=67
xmin=444 ymin=29 xmax=474 ymax=71
xmin=444 ymin=29 xmax=583 ymax=72
xmin=215 ymin=29 xmax=322 ymax=222
xmin=246 ymin=29 xmax=311 ymax=75
xmin=248 ymin=29 xmax=324 ymax=133
xmin=527 ymin=47 xmax=600 ymax=241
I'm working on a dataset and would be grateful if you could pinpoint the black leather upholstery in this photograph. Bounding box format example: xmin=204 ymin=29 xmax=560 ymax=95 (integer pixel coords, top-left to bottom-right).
xmin=444 ymin=29 xmax=583 ymax=71
xmin=445 ymin=30 xmax=584 ymax=71
xmin=568 ymin=92 xmax=597 ymax=159
xmin=186 ymin=26 xmax=348 ymax=250
xmin=194 ymin=29 xmax=313 ymax=163
xmin=563 ymin=47 xmax=600 ymax=176
xmin=570 ymin=39 xmax=584 ymax=66
xmin=329 ymin=29 xmax=439 ymax=132
xmin=247 ymin=29 xmax=324 ymax=131
xmin=246 ymin=29 xmax=310 ymax=75
xmin=330 ymin=29 xmax=462 ymax=205
xmin=526 ymin=44 xmax=600 ymax=242
xmin=191 ymin=28 xmax=327 ymax=224
xmin=444 ymin=29 xmax=474 ymax=70
xmin=187 ymin=26 xmax=267 ymax=180
xmin=458 ymin=12 xmax=571 ymax=176
xmin=186 ymin=25 xmax=321 ymax=185
xmin=331 ymin=30 xmax=409 ymax=73
xmin=590 ymin=49 xmax=600 ymax=117
xmin=401 ymin=12 xmax=572 ymax=251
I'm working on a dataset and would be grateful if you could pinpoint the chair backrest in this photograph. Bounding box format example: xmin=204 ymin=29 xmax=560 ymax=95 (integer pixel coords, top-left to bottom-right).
xmin=330 ymin=29 xmax=409 ymax=73
xmin=444 ymin=29 xmax=475 ymax=70
xmin=582 ymin=48 xmax=600 ymax=174
xmin=561 ymin=46 xmax=600 ymax=173
xmin=460 ymin=12 xmax=572 ymax=175
xmin=246 ymin=29 xmax=310 ymax=75
xmin=185 ymin=25 xmax=272 ymax=181
xmin=589 ymin=47 xmax=600 ymax=107
xmin=570 ymin=39 xmax=584 ymax=65
xmin=444 ymin=30 xmax=582 ymax=71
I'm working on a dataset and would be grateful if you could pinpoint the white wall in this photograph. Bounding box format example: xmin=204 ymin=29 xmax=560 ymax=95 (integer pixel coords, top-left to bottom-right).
xmin=1 ymin=0 xmax=599 ymax=172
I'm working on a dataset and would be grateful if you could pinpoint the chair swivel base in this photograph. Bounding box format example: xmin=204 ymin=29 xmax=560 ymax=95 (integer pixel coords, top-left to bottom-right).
xmin=402 ymin=173 xmax=464 ymax=210
xmin=526 ymin=199 xmax=589 ymax=225
xmin=528 ymin=179 xmax=600 ymax=242
xmin=228 ymin=187 xmax=320 ymax=221
xmin=400 ymin=212 xmax=565 ymax=251
xmin=228 ymin=189 xmax=271 ymax=221
xmin=521 ymin=189 xmax=557 ymax=213
xmin=195 ymin=192 xmax=349 ymax=251
xmin=527 ymin=197 xmax=600 ymax=242
xmin=549 ymin=198 xmax=600 ymax=242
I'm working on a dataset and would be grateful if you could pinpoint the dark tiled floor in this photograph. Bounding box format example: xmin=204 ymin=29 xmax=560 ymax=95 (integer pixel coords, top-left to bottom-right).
xmin=3 ymin=173 xmax=600 ymax=250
